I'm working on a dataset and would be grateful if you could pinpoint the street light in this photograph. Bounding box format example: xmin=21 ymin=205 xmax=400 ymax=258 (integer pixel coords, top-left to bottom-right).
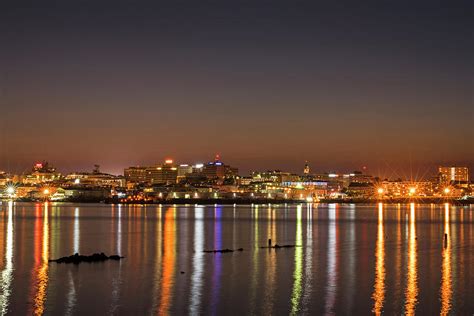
xmin=377 ymin=188 xmax=384 ymax=195
xmin=444 ymin=187 xmax=450 ymax=195
xmin=6 ymin=186 xmax=15 ymax=195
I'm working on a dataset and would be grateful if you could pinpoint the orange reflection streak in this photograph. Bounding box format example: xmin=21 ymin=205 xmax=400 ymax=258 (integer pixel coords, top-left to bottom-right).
xmin=372 ymin=203 xmax=385 ymax=315
xmin=405 ymin=203 xmax=418 ymax=316
xmin=30 ymin=203 xmax=49 ymax=315
xmin=158 ymin=207 xmax=176 ymax=315
xmin=440 ymin=203 xmax=452 ymax=315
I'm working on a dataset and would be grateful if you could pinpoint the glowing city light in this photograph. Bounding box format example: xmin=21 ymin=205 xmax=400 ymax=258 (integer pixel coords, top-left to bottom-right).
xmin=409 ymin=187 xmax=416 ymax=195
xmin=43 ymin=189 xmax=50 ymax=195
xmin=6 ymin=186 xmax=15 ymax=195
xmin=444 ymin=188 xmax=450 ymax=194
xmin=377 ymin=188 xmax=384 ymax=194
xmin=74 ymin=178 xmax=80 ymax=184
xmin=165 ymin=159 xmax=173 ymax=164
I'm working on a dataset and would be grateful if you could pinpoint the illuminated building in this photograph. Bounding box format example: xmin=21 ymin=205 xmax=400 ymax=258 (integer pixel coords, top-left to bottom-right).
xmin=0 ymin=171 xmax=11 ymax=186
xmin=177 ymin=164 xmax=193 ymax=181
xmin=438 ymin=166 xmax=469 ymax=184
xmin=65 ymin=165 xmax=125 ymax=187
xmin=345 ymin=182 xmax=375 ymax=198
xmin=378 ymin=181 xmax=434 ymax=197
xmin=124 ymin=166 xmax=148 ymax=184
xmin=146 ymin=160 xmax=178 ymax=185
xmin=251 ymin=170 xmax=299 ymax=183
xmin=202 ymin=155 xmax=238 ymax=181
xmin=22 ymin=162 xmax=61 ymax=185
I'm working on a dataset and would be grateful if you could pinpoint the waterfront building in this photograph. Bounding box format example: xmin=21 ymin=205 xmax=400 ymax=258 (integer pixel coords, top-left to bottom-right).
xmin=377 ymin=180 xmax=435 ymax=197
xmin=438 ymin=166 xmax=469 ymax=184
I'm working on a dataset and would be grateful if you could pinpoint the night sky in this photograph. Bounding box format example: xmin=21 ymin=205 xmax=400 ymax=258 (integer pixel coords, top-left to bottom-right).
xmin=0 ymin=1 xmax=472 ymax=177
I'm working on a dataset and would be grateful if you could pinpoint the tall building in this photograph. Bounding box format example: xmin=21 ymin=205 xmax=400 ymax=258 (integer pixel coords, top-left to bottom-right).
xmin=124 ymin=166 xmax=148 ymax=184
xmin=438 ymin=166 xmax=469 ymax=183
xmin=177 ymin=164 xmax=193 ymax=181
xmin=146 ymin=159 xmax=178 ymax=185
xmin=202 ymin=155 xmax=238 ymax=181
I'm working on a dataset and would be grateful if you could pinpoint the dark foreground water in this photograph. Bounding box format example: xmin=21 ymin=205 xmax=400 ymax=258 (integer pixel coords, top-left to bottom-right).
xmin=0 ymin=202 xmax=472 ymax=315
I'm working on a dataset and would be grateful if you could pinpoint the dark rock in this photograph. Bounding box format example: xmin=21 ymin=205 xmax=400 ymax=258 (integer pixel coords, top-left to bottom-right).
xmin=49 ymin=253 xmax=125 ymax=264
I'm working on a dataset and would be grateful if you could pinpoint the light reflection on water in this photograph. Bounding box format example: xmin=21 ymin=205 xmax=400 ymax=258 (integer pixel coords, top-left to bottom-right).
xmin=189 ymin=206 xmax=204 ymax=315
xmin=32 ymin=202 xmax=49 ymax=316
xmin=372 ymin=203 xmax=385 ymax=315
xmin=325 ymin=203 xmax=338 ymax=315
xmin=405 ymin=203 xmax=418 ymax=316
xmin=158 ymin=207 xmax=176 ymax=315
xmin=0 ymin=201 xmax=14 ymax=314
xmin=0 ymin=202 xmax=471 ymax=314
xmin=440 ymin=203 xmax=452 ymax=316
xmin=290 ymin=205 xmax=303 ymax=315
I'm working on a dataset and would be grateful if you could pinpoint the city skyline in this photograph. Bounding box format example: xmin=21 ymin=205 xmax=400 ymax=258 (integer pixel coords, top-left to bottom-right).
xmin=1 ymin=1 xmax=472 ymax=175
xmin=0 ymin=156 xmax=472 ymax=181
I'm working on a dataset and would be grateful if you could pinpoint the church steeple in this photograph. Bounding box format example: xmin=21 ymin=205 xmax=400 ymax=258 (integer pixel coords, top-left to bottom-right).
xmin=303 ymin=161 xmax=310 ymax=174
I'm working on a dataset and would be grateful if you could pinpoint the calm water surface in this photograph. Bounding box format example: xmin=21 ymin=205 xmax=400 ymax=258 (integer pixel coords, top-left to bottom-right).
xmin=0 ymin=202 xmax=472 ymax=315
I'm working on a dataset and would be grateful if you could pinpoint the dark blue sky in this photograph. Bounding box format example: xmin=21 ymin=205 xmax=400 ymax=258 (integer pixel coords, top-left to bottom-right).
xmin=0 ymin=1 xmax=472 ymax=176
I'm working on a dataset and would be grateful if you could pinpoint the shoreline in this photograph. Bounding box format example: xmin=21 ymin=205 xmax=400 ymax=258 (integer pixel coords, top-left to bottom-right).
xmin=3 ymin=197 xmax=473 ymax=205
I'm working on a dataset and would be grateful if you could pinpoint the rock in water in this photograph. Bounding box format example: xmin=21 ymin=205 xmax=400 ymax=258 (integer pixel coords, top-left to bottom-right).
xmin=49 ymin=253 xmax=125 ymax=264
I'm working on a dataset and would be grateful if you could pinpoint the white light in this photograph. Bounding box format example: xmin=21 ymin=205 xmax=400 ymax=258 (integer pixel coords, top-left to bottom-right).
xmin=328 ymin=174 xmax=338 ymax=178
xmin=6 ymin=186 xmax=15 ymax=195
xmin=306 ymin=197 xmax=313 ymax=202
xmin=74 ymin=178 xmax=80 ymax=184
xmin=194 ymin=163 xmax=204 ymax=169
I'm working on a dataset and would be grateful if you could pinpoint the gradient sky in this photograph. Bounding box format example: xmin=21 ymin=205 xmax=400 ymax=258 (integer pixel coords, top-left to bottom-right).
xmin=0 ymin=1 xmax=472 ymax=177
